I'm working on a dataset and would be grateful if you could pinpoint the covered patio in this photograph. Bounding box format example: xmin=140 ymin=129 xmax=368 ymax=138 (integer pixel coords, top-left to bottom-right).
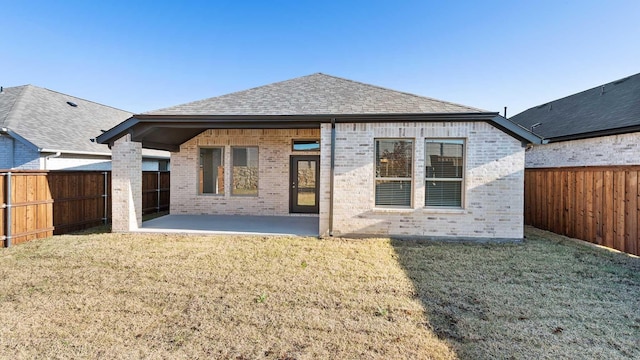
xmin=139 ymin=214 xmax=319 ymax=237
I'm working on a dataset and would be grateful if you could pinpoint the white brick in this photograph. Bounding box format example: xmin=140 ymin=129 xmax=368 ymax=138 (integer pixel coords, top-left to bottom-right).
xmin=111 ymin=134 xmax=142 ymax=232
xmin=526 ymin=132 xmax=640 ymax=168
xmin=171 ymin=123 xmax=525 ymax=240
xmin=171 ymin=129 xmax=320 ymax=218
xmin=320 ymin=122 xmax=525 ymax=240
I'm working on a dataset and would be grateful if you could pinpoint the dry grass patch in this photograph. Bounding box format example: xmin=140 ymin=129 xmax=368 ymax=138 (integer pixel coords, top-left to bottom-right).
xmin=392 ymin=226 xmax=640 ymax=359
xmin=0 ymin=226 xmax=638 ymax=359
xmin=0 ymin=232 xmax=453 ymax=359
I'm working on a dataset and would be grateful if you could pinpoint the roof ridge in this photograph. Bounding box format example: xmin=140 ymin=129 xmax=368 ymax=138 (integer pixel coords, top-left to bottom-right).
xmin=316 ymin=73 xmax=486 ymax=112
xmin=30 ymin=85 xmax=133 ymax=114
xmin=3 ymin=84 xmax=31 ymax=129
xmin=0 ymin=85 xmax=27 ymax=127
xmin=515 ymin=72 xmax=640 ymax=117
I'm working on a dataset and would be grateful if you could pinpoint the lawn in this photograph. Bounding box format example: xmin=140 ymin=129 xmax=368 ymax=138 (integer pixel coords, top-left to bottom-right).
xmin=0 ymin=227 xmax=638 ymax=359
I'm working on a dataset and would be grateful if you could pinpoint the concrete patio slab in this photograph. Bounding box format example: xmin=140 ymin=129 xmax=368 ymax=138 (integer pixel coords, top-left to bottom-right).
xmin=138 ymin=214 xmax=319 ymax=236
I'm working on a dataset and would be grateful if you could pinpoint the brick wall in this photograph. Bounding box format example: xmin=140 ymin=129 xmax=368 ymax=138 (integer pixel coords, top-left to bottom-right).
xmin=111 ymin=134 xmax=142 ymax=232
xmin=0 ymin=135 xmax=40 ymax=169
xmin=0 ymin=135 xmax=12 ymax=169
xmin=171 ymin=129 xmax=320 ymax=216
xmin=171 ymin=124 xmax=525 ymax=240
xmin=525 ymin=131 xmax=640 ymax=168
xmin=320 ymin=122 xmax=525 ymax=240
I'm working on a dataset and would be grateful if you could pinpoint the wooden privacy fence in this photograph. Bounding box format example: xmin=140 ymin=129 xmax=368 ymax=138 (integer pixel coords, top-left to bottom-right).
xmin=1 ymin=170 xmax=170 ymax=247
xmin=525 ymin=166 xmax=640 ymax=256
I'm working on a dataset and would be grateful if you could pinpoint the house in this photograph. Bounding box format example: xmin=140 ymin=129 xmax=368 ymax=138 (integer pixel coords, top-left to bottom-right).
xmin=97 ymin=73 xmax=540 ymax=239
xmin=510 ymin=72 xmax=640 ymax=168
xmin=0 ymin=84 xmax=169 ymax=171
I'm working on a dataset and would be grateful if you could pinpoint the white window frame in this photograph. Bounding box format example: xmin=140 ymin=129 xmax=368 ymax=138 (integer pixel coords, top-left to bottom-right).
xmin=374 ymin=138 xmax=414 ymax=208
xmin=424 ymin=138 xmax=465 ymax=208
xmin=198 ymin=147 xmax=224 ymax=195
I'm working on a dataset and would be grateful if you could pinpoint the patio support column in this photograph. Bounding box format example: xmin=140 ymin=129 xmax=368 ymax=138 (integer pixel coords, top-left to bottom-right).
xmin=111 ymin=133 xmax=142 ymax=232
xmin=319 ymin=123 xmax=333 ymax=237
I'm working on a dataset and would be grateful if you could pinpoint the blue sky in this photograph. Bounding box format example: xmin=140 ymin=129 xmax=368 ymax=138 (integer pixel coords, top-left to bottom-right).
xmin=2 ymin=0 xmax=639 ymax=116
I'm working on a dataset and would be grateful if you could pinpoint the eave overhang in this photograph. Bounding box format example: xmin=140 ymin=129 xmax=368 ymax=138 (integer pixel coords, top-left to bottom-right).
xmin=0 ymin=127 xmax=40 ymax=152
xmin=544 ymin=124 xmax=640 ymax=143
xmin=96 ymin=112 xmax=542 ymax=152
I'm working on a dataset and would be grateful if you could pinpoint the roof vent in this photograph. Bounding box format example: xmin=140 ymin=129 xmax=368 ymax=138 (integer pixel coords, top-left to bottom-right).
xmin=0 ymin=86 xmax=3 ymax=93
xmin=67 ymin=101 xmax=78 ymax=107
xmin=601 ymin=86 xmax=605 ymax=95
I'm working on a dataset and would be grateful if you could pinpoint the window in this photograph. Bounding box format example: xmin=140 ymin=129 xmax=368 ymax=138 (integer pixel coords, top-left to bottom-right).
xmin=232 ymin=147 xmax=258 ymax=196
xmin=158 ymin=160 xmax=169 ymax=171
xmin=199 ymin=148 xmax=224 ymax=195
xmin=292 ymin=139 xmax=320 ymax=151
xmin=425 ymin=139 xmax=464 ymax=207
xmin=375 ymin=139 xmax=413 ymax=207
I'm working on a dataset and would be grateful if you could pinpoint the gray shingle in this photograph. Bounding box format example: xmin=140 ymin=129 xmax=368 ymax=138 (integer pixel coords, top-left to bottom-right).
xmin=147 ymin=73 xmax=485 ymax=115
xmin=0 ymin=85 xmax=25 ymax=127
xmin=0 ymin=84 xmax=132 ymax=154
xmin=509 ymin=73 xmax=640 ymax=140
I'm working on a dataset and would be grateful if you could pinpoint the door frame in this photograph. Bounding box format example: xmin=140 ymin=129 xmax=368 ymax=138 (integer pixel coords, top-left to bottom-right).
xmin=289 ymin=155 xmax=320 ymax=213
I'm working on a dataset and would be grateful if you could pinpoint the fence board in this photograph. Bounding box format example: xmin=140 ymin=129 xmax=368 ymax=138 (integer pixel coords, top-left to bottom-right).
xmin=525 ymin=167 xmax=640 ymax=256
xmin=603 ymin=170 xmax=614 ymax=249
xmin=614 ymin=171 xmax=625 ymax=252
xmin=593 ymin=171 xmax=603 ymax=245
xmin=625 ymin=171 xmax=638 ymax=255
xmin=567 ymin=171 xmax=576 ymax=238
xmin=585 ymin=171 xmax=594 ymax=242
xmin=1 ymin=170 xmax=169 ymax=247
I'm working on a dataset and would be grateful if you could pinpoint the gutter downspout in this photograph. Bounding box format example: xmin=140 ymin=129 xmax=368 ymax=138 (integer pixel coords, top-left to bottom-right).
xmin=329 ymin=118 xmax=336 ymax=236
xmin=43 ymin=152 xmax=61 ymax=170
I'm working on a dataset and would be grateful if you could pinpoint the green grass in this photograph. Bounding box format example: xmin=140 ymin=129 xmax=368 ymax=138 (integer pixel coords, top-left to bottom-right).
xmin=0 ymin=227 xmax=638 ymax=359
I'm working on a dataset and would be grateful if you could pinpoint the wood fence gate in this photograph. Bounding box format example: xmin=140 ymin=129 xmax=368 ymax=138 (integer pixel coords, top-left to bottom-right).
xmin=0 ymin=170 xmax=169 ymax=247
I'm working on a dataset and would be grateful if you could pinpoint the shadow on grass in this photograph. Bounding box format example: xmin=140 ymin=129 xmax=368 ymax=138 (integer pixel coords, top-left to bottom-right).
xmin=66 ymin=211 xmax=170 ymax=235
xmin=389 ymin=238 xmax=495 ymax=358
xmin=389 ymin=229 xmax=640 ymax=359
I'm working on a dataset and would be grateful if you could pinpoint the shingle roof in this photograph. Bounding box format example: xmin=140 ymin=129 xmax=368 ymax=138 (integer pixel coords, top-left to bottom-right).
xmin=147 ymin=73 xmax=485 ymax=115
xmin=509 ymin=73 xmax=640 ymax=141
xmin=0 ymin=84 xmax=167 ymax=156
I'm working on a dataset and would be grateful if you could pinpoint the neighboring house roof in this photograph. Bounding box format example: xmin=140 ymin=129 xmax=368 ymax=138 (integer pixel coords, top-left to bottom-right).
xmin=0 ymin=84 xmax=168 ymax=158
xmin=99 ymin=73 xmax=540 ymax=151
xmin=509 ymin=72 xmax=640 ymax=142
xmin=148 ymin=73 xmax=485 ymax=115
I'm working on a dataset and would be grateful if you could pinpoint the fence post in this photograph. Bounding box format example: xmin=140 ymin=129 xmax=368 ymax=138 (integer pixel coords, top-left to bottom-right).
xmin=102 ymin=171 xmax=108 ymax=224
xmin=156 ymin=171 xmax=161 ymax=213
xmin=4 ymin=172 xmax=11 ymax=247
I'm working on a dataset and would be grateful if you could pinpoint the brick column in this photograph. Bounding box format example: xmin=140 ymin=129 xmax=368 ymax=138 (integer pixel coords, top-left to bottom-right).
xmin=111 ymin=133 xmax=142 ymax=232
xmin=318 ymin=124 xmax=332 ymax=236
